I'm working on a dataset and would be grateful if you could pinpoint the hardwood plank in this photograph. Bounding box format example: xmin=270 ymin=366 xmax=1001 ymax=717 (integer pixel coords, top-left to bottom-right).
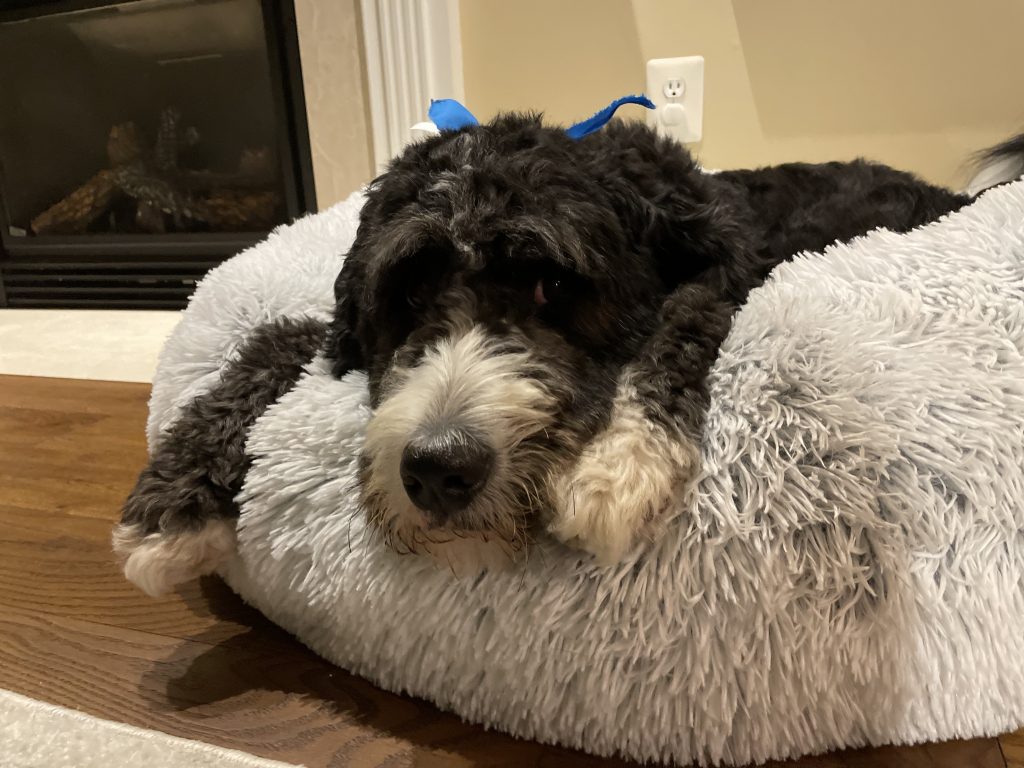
xmin=768 ymin=738 xmax=1005 ymax=767
xmin=0 ymin=504 xmax=264 ymax=644
xmin=0 ymin=377 xmax=149 ymax=521
xmin=1002 ymin=727 xmax=1024 ymax=768
xmin=0 ymin=373 xmax=151 ymax=416
xmin=0 ymin=605 xmax=626 ymax=768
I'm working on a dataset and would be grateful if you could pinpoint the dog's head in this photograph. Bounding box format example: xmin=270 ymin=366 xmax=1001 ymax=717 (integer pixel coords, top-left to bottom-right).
xmin=328 ymin=113 xmax=740 ymax=567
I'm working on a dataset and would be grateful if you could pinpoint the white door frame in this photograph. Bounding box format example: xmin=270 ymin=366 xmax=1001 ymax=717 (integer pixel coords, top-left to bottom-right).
xmin=360 ymin=0 xmax=464 ymax=173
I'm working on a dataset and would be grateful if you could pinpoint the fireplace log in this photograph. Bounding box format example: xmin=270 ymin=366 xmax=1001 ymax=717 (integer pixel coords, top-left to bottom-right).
xmin=31 ymin=119 xmax=279 ymax=235
xmin=30 ymin=169 xmax=119 ymax=235
xmin=196 ymin=189 xmax=280 ymax=230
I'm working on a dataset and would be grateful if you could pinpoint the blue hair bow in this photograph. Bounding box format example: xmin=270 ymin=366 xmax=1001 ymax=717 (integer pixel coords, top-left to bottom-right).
xmin=427 ymin=94 xmax=655 ymax=139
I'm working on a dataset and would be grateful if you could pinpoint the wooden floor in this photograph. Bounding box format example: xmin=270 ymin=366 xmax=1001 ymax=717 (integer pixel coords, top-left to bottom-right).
xmin=0 ymin=373 xmax=1020 ymax=768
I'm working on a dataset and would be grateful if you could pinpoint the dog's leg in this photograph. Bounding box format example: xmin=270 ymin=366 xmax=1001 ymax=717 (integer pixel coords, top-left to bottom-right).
xmin=113 ymin=317 xmax=326 ymax=596
xmin=550 ymin=284 xmax=734 ymax=562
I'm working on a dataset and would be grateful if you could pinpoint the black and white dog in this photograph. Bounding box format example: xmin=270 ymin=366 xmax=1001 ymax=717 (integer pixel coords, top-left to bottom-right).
xmin=115 ymin=117 xmax=1023 ymax=593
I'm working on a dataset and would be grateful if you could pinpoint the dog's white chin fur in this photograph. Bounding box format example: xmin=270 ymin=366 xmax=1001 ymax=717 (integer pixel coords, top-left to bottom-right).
xmin=382 ymin=507 xmax=519 ymax=576
xmin=362 ymin=323 xmax=555 ymax=573
xmin=420 ymin=536 xmax=517 ymax=577
xmin=549 ymin=380 xmax=699 ymax=563
xmin=112 ymin=520 xmax=237 ymax=597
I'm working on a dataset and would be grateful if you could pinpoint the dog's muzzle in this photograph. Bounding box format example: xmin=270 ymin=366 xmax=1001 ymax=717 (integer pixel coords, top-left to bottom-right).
xmin=400 ymin=428 xmax=495 ymax=523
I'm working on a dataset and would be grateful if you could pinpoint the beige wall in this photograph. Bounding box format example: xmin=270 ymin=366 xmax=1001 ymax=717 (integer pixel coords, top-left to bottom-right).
xmin=294 ymin=0 xmax=375 ymax=208
xmin=460 ymin=0 xmax=1024 ymax=188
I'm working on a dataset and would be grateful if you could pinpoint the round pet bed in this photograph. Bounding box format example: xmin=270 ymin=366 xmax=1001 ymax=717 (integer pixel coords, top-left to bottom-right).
xmin=146 ymin=180 xmax=1024 ymax=766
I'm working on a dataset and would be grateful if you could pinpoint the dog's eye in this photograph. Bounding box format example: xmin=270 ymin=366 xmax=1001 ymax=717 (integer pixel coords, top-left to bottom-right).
xmin=406 ymin=283 xmax=432 ymax=311
xmin=534 ymin=277 xmax=564 ymax=306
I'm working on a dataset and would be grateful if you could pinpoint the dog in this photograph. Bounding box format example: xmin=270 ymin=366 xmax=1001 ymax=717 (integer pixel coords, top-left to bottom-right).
xmin=324 ymin=117 xmax=1024 ymax=571
xmin=115 ymin=114 xmax=1024 ymax=594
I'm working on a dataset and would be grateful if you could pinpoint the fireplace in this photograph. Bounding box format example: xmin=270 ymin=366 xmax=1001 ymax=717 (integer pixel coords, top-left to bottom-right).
xmin=0 ymin=0 xmax=316 ymax=308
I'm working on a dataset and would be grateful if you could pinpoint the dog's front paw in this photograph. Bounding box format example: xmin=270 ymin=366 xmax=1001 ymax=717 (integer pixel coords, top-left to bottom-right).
xmin=112 ymin=519 xmax=237 ymax=597
xmin=549 ymin=404 xmax=699 ymax=563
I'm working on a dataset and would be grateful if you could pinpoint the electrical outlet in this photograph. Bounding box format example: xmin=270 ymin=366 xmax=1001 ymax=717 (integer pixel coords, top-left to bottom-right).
xmin=663 ymin=78 xmax=684 ymax=99
xmin=647 ymin=56 xmax=704 ymax=143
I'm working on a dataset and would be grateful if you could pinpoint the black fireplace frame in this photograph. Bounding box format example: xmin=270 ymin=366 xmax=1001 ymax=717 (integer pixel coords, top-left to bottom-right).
xmin=0 ymin=0 xmax=317 ymax=309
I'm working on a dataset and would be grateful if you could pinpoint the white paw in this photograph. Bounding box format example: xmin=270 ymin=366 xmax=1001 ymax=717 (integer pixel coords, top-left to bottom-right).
xmin=549 ymin=401 xmax=698 ymax=564
xmin=112 ymin=519 xmax=237 ymax=597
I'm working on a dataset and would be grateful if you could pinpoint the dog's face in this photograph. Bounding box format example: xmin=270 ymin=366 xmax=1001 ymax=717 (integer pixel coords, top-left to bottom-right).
xmin=328 ymin=114 xmax=733 ymax=567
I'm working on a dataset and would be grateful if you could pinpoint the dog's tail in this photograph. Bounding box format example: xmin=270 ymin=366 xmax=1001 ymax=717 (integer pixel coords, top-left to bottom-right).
xmin=966 ymin=132 xmax=1024 ymax=196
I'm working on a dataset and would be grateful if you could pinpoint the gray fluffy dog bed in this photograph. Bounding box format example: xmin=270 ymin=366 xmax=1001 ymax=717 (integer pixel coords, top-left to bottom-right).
xmin=139 ymin=180 xmax=1024 ymax=766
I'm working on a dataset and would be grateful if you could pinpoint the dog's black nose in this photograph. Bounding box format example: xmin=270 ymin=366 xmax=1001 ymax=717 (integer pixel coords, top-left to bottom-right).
xmin=400 ymin=430 xmax=494 ymax=521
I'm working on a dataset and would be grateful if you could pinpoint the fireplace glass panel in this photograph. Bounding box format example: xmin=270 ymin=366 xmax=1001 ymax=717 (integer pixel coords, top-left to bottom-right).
xmin=0 ymin=0 xmax=288 ymax=238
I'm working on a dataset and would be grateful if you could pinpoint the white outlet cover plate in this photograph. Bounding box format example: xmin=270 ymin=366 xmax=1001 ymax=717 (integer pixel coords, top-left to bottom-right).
xmin=647 ymin=56 xmax=704 ymax=143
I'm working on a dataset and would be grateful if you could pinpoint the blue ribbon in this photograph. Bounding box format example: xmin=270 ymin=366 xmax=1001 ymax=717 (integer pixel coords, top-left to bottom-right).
xmin=428 ymin=95 xmax=655 ymax=139
xmin=565 ymin=94 xmax=655 ymax=139
xmin=428 ymin=99 xmax=480 ymax=131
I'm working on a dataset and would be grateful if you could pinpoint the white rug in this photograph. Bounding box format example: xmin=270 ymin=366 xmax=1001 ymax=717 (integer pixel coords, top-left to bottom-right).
xmin=0 ymin=309 xmax=180 ymax=382
xmin=0 ymin=689 xmax=301 ymax=768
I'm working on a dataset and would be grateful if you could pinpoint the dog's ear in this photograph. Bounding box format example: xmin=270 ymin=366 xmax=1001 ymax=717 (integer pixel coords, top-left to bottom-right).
xmin=590 ymin=125 xmax=748 ymax=291
xmin=613 ymin=178 xmax=747 ymax=291
xmin=326 ymin=256 xmax=366 ymax=377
